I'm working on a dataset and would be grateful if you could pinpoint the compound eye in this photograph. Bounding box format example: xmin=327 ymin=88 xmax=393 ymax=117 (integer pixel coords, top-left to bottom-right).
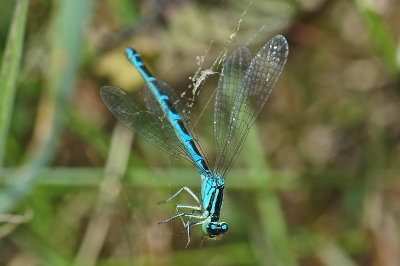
xmin=220 ymin=222 xmax=228 ymax=232
xmin=206 ymin=222 xmax=228 ymax=237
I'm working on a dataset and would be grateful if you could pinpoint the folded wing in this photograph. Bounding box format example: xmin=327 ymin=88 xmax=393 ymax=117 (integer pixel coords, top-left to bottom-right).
xmin=214 ymin=35 xmax=289 ymax=178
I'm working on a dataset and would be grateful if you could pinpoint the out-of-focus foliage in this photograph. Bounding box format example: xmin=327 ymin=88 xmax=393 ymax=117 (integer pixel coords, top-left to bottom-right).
xmin=1 ymin=0 xmax=400 ymax=265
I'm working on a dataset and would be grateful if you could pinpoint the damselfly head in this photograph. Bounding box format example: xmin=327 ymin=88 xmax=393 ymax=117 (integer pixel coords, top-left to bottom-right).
xmin=202 ymin=221 xmax=228 ymax=238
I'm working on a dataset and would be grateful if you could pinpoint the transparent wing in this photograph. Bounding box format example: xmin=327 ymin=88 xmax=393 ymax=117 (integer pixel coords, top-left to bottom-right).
xmin=144 ymin=80 xmax=192 ymax=131
xmin=214 ymin=35 xmax=289 ymax=178
xmin=100 ymin=85 xmax=192 ymax=160
xmin=214 ymin=46 xmax=251 ymax=160
xmin=144 ymin=80 xmax=212 ymax=170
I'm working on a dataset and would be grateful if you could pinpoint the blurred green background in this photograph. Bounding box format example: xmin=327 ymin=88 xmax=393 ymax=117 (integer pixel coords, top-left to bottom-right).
xmin=1 ymin=0 xmax=399 ymax=265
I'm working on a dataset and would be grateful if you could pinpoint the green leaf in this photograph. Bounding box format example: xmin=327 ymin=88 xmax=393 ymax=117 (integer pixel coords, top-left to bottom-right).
xmin=0 ymin=0 xmax=29 ymax=168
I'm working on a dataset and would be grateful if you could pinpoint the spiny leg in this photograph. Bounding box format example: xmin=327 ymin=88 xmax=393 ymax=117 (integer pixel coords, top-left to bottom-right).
xmin=175 ymin=204 xmax=202 ymax=212
xmin=175 ymin=203 xmax=202 ymax=226
xmin=158 ymin=187 xmax=200 ymax=205
xmin=159 ymin=212 xmax=204 ymax=224
xmin=158 ymin=187 xmax=203 ymax=246
xmin=184 ymin=220 xmax=205 ymax=248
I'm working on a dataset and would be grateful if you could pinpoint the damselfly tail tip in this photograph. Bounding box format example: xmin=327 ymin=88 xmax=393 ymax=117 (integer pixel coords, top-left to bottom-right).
xmin=125 ymin=46 xmax=136 ymax=53
xmin=125 ymin=47 xmax=138 ymax=60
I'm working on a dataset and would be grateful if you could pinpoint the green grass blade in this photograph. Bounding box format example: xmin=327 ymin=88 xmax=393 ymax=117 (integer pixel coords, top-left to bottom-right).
xmin=0 ymin=0 xmax=94 ymax=213
xmin=354 ymin=0 xmax=398 ymax=73
xmin=74 ymin=124 xmax=133 ymax=266
xmin=0 ymin=0 xmax=29 ymax=169
xmin=244 ymin=126 xmax=297 ymax=266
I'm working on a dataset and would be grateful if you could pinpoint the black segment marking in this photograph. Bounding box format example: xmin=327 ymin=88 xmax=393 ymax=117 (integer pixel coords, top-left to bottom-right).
xmin=199 ymin=160 xmax=209 ymax=172
xmin=211 ymin=187 xmax=224 ymax=221
xmin=149 ymin=80 xmax=158 ymax=87
xmin=139 ymin=65 xmax=153 ymax=78
xmin=207 ymin=190 xmax=216 ymax=214
xmin=134 ymin=54 xmax=143 ymax=62
xmin=128 ymin=47 xmax=137 ymax=54
xmin=165 ymin=101 xmax=178 ymax=115
xmin=189 ymin=140 xmax=201 ymax=156
xmin=177 ymin=120 xmax=189 ymax=135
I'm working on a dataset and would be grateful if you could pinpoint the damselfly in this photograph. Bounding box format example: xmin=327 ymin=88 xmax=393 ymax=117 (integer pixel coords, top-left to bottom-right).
xmin=100 ymin=35 xmax=288 ymax=246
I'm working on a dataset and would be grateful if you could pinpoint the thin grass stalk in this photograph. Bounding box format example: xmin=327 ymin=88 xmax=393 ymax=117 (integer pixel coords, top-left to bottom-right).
xmin=74 ymin=124 xmax=133 ymax=266
xmin=0 ymin=0 xmax=94 ymax=213
xmin=0 ymin=0 xmax=29 ymax=170
xmin=244 ymin=126 xmax=297 ymax=266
